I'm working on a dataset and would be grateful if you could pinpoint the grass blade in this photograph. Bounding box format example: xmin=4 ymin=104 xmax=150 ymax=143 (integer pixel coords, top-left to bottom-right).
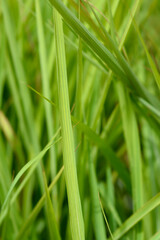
xmin=133 ymin=19 xmax=160 ymax=89
xmin=15 ymin=166 xmax=64 ymax=240
xmin=150 ymin=231 xmax=160 ymax=240
xmin=49 ymin=0 xmax=160 ymax=117
xmin=35 ymin=0 xmax=58 ymax=217
xmin=54 ymin=9 xmax=85 ymax=240
xmin=43 ymin=171 xmax=61 ymax=240
xmin=72 ymin=116 xmax=131 ymax=192
xmin=0 ymin=131 xmax=61 ymax=219
xmin=112 ymin=193 xmax=160 ymax=240
xmin=88 ymin=145 xmax=107 ymax=240
xmin=117 ymin=81 xmax=143 ymax=239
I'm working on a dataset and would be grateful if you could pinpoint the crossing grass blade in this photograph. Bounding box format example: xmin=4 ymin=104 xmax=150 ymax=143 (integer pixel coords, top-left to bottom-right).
xmin=71 ymin=116 xmax=131 ymax=192
xmin=99 ymin=183 xmax=122 ymax=227
xmin=14 ymin=82 xmax=131 ymax=193
xmin=88 ymin=0 xmax=141 ymax=130
xmin=112 ymin=193 xmax=160 ymax=240
xmin=20 ymin=83 xmax=128 ymax=238
xmin=0 ymin=131 xmax=61 ymax=223
xmin=49 ymin=0 xmax=160 ymax=118
xmin=150 ymin=231 xmax=160 ymax=240
xmin=15 ymin=166 xmax=64 ymax=240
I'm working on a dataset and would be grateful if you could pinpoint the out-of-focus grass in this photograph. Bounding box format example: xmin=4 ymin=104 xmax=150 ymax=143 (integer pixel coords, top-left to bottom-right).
xmin=0 ymin=0 xmax=160 ymax=239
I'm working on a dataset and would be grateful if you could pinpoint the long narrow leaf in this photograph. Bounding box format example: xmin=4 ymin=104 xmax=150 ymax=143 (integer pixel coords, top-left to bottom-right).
xmin=112 ymin=193 xmax=160 ymax=240
xmin=54 ymin=9 xmax=85 ymax=240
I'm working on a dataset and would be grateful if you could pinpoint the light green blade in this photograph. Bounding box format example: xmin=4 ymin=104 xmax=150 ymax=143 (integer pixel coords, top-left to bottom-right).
xmin=54 ymin=9 xmax=85 ymax=240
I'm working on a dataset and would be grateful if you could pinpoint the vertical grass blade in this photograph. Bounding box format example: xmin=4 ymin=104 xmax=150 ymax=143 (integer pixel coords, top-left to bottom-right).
xmin=1 ymin=0 xmax=39 ymax=152
xmin=75 ymin=0 xmax=83 ymax=121
xmin=54 ymin=9 xmax=85 ymax=240
xmin=117 ymin=82 xmax=143 ymax=239
xmin=35 ymin=0 xmax=58 ymax=216
xmin=43 ymin=171 xmax=61 ymax=240
xmin=88 ymin=146 xmax=107 ymax=240
xmin=74 ymin=0 xmax=83 ymax=174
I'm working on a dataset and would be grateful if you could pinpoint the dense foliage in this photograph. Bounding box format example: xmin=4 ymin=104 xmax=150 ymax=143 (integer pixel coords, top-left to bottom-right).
xmin=0 ymin=0 xmax=160 ymax=239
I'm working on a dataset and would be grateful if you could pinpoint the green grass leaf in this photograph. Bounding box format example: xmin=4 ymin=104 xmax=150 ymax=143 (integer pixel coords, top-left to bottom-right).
xmin=15 ymin=166 xmax=64 ymax=240
xmin=0 ymin=130 xmax=61 ymax=222
xmin=112 ymin=193 xmax=160 ymax=240
xmin=133 ymin=19 xmax=160 ymax=89
xmin=43 ymin=171 xmax=61 ymax=240
xmin=49 ymin=0 xmax=160 ymax=117
xmin=54 ymin=9 xmax=85 ymax=240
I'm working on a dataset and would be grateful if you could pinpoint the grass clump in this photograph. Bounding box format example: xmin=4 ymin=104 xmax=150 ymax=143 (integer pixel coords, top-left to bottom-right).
xmin=0 ymin=0 xmax=160 ymax=239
